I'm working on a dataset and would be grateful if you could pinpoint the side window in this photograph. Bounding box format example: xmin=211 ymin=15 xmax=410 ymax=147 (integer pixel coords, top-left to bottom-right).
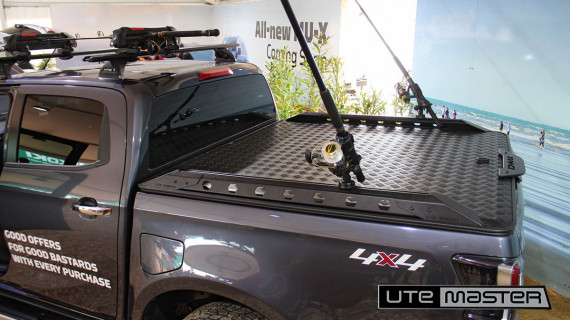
xmin=17 ymin=95 xmax=104 ymax=166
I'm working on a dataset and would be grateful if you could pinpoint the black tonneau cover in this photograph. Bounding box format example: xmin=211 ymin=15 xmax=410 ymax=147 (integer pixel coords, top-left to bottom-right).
xmin=140 ymin=113 xmax=519 ymax=234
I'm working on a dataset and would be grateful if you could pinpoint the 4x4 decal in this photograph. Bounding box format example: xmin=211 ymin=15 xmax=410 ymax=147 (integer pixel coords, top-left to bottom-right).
xmin=349 ymin=248 xmax=427 ymax=271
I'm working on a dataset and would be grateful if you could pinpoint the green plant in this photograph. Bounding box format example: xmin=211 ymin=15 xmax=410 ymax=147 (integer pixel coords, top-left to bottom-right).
xmin=392 ymin=75 xmax=414 ymax=116
xmin=36 ymin=58 xmax=56 ymax=70
xmin=299 ymin=35 xmax=351 ymax=114
xmin=392 ymin=95 xmax=411 ymax=116
xmin=300 ymin=35 xmax=332 ymax=112
xmin=265 ymin=35 xmax=350 ymax=119
xmin=329 ymin=56 xmax=351 ymax=114
xmin=265 ymin=47 xmax=305 ymax=119
xmin=356 ymin=88 xmax=387 ymax=115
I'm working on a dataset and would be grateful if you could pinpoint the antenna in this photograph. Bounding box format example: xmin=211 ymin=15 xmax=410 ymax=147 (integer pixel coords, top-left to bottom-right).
xmin=354 ymin=0 xmax=440 ymax=127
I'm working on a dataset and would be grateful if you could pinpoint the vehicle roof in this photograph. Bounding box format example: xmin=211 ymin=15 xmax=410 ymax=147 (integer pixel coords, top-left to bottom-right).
xmin=4 ymin=59 xmax=262 ymax=96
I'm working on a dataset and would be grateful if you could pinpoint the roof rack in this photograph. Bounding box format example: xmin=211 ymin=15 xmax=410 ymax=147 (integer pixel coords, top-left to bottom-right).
xmin=0 ymin=26 xmax=236 ymax=80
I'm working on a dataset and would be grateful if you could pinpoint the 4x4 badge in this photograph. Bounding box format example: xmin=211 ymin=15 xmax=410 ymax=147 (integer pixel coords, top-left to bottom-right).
xmin=349 ymin=248 xmax=427 ymax=271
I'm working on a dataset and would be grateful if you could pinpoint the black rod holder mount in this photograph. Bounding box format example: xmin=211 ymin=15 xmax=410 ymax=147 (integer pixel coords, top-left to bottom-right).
xmin=281 ymin=0 xmax=365 ymax=188
xmin=354 ymin=0 xmax=440 ymax=127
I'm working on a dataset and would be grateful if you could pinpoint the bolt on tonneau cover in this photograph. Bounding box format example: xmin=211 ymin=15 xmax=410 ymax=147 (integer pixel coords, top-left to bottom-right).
xmin=140 ymin=113 xmax=523 ymax=234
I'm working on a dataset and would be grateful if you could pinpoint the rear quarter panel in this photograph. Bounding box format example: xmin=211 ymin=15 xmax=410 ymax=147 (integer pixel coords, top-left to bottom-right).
xmin=130 ymin=192 xmax=522 ymax=319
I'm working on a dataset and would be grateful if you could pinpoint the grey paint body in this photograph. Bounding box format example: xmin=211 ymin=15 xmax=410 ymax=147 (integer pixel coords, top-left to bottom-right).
xmin=0 ymin=60 xmax=525 ymax=320
xmin=131 ymin=191 xmax=523 ymax=319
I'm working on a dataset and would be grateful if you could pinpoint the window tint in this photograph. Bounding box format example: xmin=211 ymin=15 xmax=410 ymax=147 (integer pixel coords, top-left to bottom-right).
xmin=148 ymin=74 xmax=276 ymax=168
xmin=17 ymin=95 xmax=104 ymax=166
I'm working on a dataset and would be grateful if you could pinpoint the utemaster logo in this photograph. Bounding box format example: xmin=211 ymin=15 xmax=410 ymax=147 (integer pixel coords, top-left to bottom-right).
xmin=378 ymin=286 xmax=551 ymax=309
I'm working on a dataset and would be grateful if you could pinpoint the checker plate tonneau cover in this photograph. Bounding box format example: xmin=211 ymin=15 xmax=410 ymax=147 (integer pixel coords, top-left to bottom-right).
xmin=140 ymin=113 xmax=518 ymax=234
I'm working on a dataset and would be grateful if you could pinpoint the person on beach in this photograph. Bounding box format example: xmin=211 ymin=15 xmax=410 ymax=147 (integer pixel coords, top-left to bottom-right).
xmin=538 ymin=129 xmax=545 ymax=147
xmin=442 ymin=106 xmax=445 ymax=118
xmin=445 ymin=107 xmax=450 ymax=119
xmin=453 ymin=109 xmax=457 ymax=119
xmin=507 ymin=122 xmax=511 ymax=135
xmin=499 ymin=121 xmax=503 ymax=132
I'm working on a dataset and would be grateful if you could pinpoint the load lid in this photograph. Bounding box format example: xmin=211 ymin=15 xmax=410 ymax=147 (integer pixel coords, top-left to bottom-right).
xmin=140 ymin=114 xmax=520 ymax=232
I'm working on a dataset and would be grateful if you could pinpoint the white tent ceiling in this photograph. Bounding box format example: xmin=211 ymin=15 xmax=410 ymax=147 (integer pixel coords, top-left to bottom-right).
xmin=0 ymin=0 xmax=258 ymax=29
xmin=2 ymin=0 xmax=255 ymax=5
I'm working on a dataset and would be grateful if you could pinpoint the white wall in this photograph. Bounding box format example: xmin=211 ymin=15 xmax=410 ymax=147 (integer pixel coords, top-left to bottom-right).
xmin=47 ymin=0 xmax=415 ymax=100
xmin=5 ymin=6 xmax=52 ymax=28
xmin=211 ymin=0 xmax=341 ymax=71
xmin=50 ymin=1 xmax=341 ymax=70
xmin=340 ymin=0 xmax=417 ymax=100
xmin=51 ymin=4 xmax=213 ymax=68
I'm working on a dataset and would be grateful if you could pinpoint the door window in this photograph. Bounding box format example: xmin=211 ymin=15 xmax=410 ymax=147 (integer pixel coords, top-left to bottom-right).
xmin=17 ymin=95 xmax=104 ymax=166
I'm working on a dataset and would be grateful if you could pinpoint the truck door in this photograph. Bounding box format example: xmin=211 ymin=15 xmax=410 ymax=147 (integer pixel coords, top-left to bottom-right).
xmin=0 ymin=85 xmax=126 ymax=318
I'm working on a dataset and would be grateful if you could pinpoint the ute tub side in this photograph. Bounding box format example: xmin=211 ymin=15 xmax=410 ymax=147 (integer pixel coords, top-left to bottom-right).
xmin=129 ymin=192 xmax=523 ymax=319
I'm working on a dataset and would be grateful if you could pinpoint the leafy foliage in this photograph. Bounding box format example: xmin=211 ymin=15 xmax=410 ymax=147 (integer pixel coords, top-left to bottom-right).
xmin=265 ymin=36 xmax=412 ymax=119
xmin=265 ymin=46 xmax=305 ymax=119
xmin=266 ymin=36 xmax=354 ymax=117
xmin=329 ymin=55 xmax=350 ymax=114
xmin=391 ymin=76 xmax=414 ymax=116
xmin=357 ymin=88 xmax=387 ymax=115
xmin=297 ymin=36 xmax=351 ymax=114
xmin=392 ymin=96 xmax=412 ymax=116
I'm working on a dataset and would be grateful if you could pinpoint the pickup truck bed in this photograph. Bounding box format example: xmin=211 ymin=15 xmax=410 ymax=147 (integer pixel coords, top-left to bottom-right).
xmin=141 ymin=113 xmax=518 ymax=234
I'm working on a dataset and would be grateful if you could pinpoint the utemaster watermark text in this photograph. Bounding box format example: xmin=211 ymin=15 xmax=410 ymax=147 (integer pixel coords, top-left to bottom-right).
xmin=378 ymin=286 xmax=551 ymax=309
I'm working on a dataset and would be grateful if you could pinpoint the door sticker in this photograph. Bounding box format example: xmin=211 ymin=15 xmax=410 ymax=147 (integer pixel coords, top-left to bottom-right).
xmin=4 ymin=230 xmax=111 ymax=289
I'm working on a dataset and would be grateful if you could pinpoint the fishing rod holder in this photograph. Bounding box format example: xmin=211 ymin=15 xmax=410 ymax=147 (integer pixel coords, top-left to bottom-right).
xmin=0 ymin=26 xmax=228 ymax=79
xmin=396 ymin=80 xmax=433 ymax=119
xmin=2 ymin=32 xmax=77 ymax=58
xmin=305 ymin=131 xmax=365 ymax=190
xmin=281 ymin=0 xmax=366 ymax=189
xmin=354 ymin=0 xmax=440 ymax=126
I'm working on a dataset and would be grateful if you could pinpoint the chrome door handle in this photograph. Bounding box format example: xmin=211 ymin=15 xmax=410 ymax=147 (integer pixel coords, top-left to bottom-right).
xmin=72 ymin=197 xmax=111 ymax=216
xmin=72 ymin=204 xmax=111 ymax=216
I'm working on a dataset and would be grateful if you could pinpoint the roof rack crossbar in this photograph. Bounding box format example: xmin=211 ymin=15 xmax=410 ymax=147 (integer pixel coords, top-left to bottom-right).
xmin=176 ymin=43 xmax=238 ymax=62
xmin=0 ymin=48 xmax=117 ymax=79
xmin=84 ymin=43 xmax=237 ymax=79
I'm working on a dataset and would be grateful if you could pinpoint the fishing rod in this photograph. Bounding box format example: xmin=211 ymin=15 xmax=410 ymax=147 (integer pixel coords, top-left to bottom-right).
xmin=354 ymin=0 xmax=440 ymax=127
xmin=281 ymin=0 xmax=365 ymax=189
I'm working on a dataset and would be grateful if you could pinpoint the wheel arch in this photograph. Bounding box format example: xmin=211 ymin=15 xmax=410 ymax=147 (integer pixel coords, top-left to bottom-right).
xmin=132 ymin=277 xmax=285 ymax=320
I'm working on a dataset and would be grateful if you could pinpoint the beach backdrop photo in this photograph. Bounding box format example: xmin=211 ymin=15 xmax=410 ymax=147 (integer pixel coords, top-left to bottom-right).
xmin=412 ymin=0 xmax=570 ymax=300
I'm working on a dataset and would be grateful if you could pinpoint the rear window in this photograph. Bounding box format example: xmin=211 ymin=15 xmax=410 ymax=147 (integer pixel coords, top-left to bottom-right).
xmin=148 ymin=74 xmax=276 ymax=168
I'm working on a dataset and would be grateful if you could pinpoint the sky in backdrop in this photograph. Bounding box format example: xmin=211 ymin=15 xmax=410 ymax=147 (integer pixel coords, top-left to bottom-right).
xmin=412 ymin=0 xmax=570 ymax=130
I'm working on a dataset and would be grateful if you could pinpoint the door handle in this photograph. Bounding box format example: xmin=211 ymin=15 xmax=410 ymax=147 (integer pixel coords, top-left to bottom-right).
xmin=73 ymin=204 xmax=111 ymax=216
xmin=72 ymin=197 xmax=111 ymax=216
